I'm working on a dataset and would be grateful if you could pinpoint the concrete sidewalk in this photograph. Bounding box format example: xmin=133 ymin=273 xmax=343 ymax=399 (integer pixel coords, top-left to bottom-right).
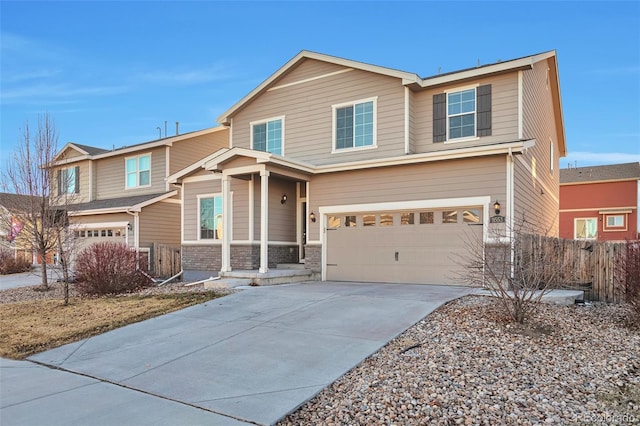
xmin=2 ymin=282 xmax=475 ymax=426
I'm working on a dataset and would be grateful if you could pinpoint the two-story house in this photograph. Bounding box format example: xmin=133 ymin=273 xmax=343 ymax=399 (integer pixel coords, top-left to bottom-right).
xmin=560 ymin=162 xmax=640 ymax=242
xmin=169 ymin=50 xmax=565 ymax=284
xmin=49 ymin=127 xmax=229 ymax=272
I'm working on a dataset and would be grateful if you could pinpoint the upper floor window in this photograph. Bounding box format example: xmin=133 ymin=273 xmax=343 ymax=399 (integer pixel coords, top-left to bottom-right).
xmin=58 ymin=166 xmax=79 ymax=195
xmin=433 ymin=85 xmax=491 ymax=142
xmin=126 ymin=154 xmax=151 ymax=189
xmin=252 ymin=117 xmax=283 ymax=155
xmin=199 ymin=195 xmax=223 ymax=240
xmin=333 ymin=98 xmax=376 ymax=151
xmin=605 ymin=214 xmax=625 ymax=228
xmin=448 ymin=88 xmax=476 ymax=139
xmin=575 ymin=218 xmax=597 ymax=240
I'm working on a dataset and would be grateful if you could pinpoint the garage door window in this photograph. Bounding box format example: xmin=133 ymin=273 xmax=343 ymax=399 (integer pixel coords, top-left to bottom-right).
xmin=463 ymin=209 xmax=481 ymax=223
xmin=443 ymin=210 xmax=458 ymax=224
xmin=328 ymin=216 xmax=341 ymax=228
xmin=363 ymin=215 xmax=376 ymax=226
xmin=401 ymin=212 xmax=414 ymax=225
xmin=380 ymin=213 xmax=393 ymax=226
xmin=345 ymin=216 xmax=357 ymax=227
xmin=420 ymin=212 xmax=434 ymax=224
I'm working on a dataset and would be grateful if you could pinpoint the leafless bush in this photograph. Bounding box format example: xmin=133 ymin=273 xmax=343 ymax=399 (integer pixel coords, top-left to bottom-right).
xmin=74 ymin=242 xmax=152 ymax=295
xmin=0 ymin=248 xmax=31 ymax=275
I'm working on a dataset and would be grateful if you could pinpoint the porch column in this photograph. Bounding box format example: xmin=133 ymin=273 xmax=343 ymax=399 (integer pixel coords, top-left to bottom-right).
xmin=221 ymin=174 xmax=232 ymax=273
xmin=259 ymin=170 xmax=270 ymax=273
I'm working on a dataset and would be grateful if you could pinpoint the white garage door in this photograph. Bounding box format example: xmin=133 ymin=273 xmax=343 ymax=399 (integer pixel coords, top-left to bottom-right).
xmin=325 ymin=207 xmax=483 ymax=285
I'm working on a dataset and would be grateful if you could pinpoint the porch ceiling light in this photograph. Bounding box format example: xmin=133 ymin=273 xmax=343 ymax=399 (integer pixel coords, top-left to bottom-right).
xmin=281 ymin=194 xmax=287 ymax=204
xmin=493 ymin=200 xmax=501 ymax=216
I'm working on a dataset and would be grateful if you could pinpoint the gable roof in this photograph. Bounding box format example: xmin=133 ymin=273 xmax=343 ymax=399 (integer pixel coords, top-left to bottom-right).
xmin=0 ymin=192 xmax=42 ymax=213
xmin=560 ymin=162 xmax=640 ymax=184
xmin=217 ymin=50 xmax=559 ymax=125
xmin=51 ymin=127 xmax=227 ymax=167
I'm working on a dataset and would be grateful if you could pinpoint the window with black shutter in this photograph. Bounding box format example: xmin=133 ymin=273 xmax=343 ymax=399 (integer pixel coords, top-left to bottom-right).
xmin=433 ymin=84 xmax=492 ymax=142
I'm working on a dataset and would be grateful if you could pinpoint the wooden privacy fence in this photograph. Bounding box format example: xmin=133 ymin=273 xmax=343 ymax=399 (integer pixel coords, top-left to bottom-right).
xmin=519 ymin=234 xmax=626 ymax=303
xmin=150 ymin=243 xmax=181 ymax=278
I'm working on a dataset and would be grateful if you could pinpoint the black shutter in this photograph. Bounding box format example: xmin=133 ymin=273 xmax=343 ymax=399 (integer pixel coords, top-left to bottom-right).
xmin=74 ymin=166 xmax=80 ymax=193
xmin=477 ymin=84 xmax=492 ymax=137
xmin=433 ymin=93 xmax=446 ymax=142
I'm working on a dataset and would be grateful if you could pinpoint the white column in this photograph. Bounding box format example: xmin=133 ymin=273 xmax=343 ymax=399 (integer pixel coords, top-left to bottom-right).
xmin=259 ymin=170 xmax=270 ymax=273
xmin=221 ymin=175 xmax=232 ymax=272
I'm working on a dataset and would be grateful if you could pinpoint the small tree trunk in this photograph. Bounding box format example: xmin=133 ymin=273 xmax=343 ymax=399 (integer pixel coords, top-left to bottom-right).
xmin=39 ymin=251 xmax=49 ymax=290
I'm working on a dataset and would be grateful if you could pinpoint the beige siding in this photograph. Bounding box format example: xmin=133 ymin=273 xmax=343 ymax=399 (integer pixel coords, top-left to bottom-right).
xmin=183 ymin=178 xmax=222 ymax=242
xmin=230 ymin=178 xmax=251 ymax=241
xmin=308 ymin=156 xmax=506 ymax=240
xmin=231 ymin=59 xmax=407 ymax=166
xmin=169 ymin=129 xmax=229 ymax=174
xmin=267 ymin=178 xmax=297 ymax=242
xmin=51 ymin=160 xmax=91 ymax=205
xmin=139 ymin=200 xmax=181 ymax=246
xmin=413 ymin=73 xmax=519 ymax=151
xmin=515 ymin=59 xmax=561 ymax=235
xmin=95 ymin=146 xmax=167 ymax=199
xmin=62 ymin=146 xmax=86 ymax=159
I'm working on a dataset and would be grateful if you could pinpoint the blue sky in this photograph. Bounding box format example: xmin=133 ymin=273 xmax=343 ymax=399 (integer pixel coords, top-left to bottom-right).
xmin=1 ymin=1 xmax=639 ymax=171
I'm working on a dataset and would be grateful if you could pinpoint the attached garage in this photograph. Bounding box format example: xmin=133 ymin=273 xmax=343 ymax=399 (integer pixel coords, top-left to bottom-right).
xmin=322 ymin=199 xmax=487 ymax=285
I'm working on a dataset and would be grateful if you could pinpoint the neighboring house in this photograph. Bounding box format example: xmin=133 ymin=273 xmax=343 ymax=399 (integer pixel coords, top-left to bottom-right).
xmin=560 ymin=162 xmax=640 ymax=242
xmin=49 ymin=127 xmax=229 ymax=272
xmin=0 ymin=192 xmax=47 ymax=264
xmin=169 ymin=50 xmax=566 ymax=284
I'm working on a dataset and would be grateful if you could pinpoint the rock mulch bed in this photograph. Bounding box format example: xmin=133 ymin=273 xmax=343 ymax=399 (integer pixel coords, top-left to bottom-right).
xmin=280 ymin=296 xmax=639 ymax=425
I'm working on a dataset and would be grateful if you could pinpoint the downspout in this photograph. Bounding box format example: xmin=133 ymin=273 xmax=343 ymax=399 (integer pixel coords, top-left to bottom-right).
xmin=507 ymin=148 xmax=515 ymax=280
xmin=404 ymin=86 xmax=410 ymax=154
xmin=125 ymin=209 xmax=140 ymax=268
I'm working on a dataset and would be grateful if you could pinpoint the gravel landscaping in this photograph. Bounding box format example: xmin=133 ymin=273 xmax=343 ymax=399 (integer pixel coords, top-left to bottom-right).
xmin=281 ymin=296 xmax=640 ymax=425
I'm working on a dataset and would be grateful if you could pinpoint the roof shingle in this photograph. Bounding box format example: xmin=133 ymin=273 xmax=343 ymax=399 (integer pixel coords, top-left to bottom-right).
xmin=560 ymin=162 xmax=640 ymax=184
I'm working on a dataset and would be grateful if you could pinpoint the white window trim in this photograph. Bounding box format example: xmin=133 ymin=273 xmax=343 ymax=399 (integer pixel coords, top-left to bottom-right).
xmin=250 ymin=116 xmax=285 ymax=156
xmin=124 ymin=152 xmax=152 ymax=190
xmin=196 ymin=192 xmax=225 ymax=242
xmin=603 ymin=214 xmax=627 ymax=232
xmin=331 ymin=96 xmax=378 ymax=153
xmin=574 ymin=217 xmax=598 ymax=240
xmin=444 ymin=84 xmax=479 ymax=143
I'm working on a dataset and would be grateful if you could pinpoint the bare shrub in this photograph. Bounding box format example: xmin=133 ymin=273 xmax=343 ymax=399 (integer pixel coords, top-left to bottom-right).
xmin=460 ymin=218 xmax=578 ymax=323
xmin=0 ymin=248 xmax=32 ymax=275
xmin=74 ymin=242 xmax=152 ymax=295
xmin=618 ymin=240 xmax=640 ymax=328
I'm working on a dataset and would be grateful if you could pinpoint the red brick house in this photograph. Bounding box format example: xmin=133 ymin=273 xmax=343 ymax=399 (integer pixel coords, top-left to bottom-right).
xmin=560 ymin=162 xmax=640 ymax=241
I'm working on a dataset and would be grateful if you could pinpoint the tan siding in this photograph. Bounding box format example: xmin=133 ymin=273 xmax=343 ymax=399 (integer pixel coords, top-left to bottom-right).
xmin=515 ymin=59 xmax=561 ymax=235
xmin=51 ymin=160 xmax=91 ymax=205
xmin=95 ymin=146 xmax=167 ymax=199
xmin=169 ymin=129 xmax=229 ymax=174
xmin=273 ymin=58 xmax=348 ymax=86
xmin=139 ymin=201 xmax=181 ymax=247
xmin=231 ymin=59 xmax=406 ymax=166
xmin=62 ymin=147 xmax=86 ymax=159
xmin=220 ymin=156 xmax=260 ymax=170
xmin=267 ymin=178 xmax=297 ymax=242
xmin=308 ymin=156 xmax=506 ymax=240
xmin=413 ymin=73 xmax=519 ymax=152
xmin=183 ymin=178 xmax=222 ymax=242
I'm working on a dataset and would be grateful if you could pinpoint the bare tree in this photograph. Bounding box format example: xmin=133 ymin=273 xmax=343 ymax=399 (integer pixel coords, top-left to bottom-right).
xmin=459 ymin=215 xmax=578 ymax=323
xmin=0 ymin=113 xmax=75 ymax=296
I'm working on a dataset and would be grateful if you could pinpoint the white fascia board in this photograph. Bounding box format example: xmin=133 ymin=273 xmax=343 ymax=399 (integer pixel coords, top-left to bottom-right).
xmin=167 ymin=147 xmax=230 ymax=183
xmin=217 ymin=50 xmax=421 ymax=125
xmin=315 ymin=140 xmax=535 ymax=174
xmin=69 ymin=207 xmax=130 ymax=216
xmin=420 ymin=60 xmax=534 ymax=88
xmin=69 ymin=221 xmax=130 ymax=229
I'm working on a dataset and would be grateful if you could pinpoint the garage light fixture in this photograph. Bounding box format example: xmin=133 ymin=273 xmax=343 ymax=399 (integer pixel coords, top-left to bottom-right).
xmin=493 ymin=200 xmax=501 ymax=215
xmin=281 ymin=194 xmax=287 ymax=205
xmin=309 ymin=211 xmax=316 ymax=223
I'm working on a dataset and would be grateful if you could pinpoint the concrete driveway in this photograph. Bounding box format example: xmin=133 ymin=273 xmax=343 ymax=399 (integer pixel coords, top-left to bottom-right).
xmin=2 ymin=281 xmax=475 ymax=426
xmin=0 ymin=266 xmax=62 ymax=290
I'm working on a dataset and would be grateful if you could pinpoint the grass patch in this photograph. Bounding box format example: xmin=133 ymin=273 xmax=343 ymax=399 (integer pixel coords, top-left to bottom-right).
xmin=0 ymin=292 xmax=223 ymax=360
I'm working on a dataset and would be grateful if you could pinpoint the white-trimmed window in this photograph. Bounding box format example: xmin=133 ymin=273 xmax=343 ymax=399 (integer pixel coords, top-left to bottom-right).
xmin=125 ymin=154 xmax=151 ymax=188
xmin=575 ymin=218 xmax=597 ymax=240
xmin=333 ymin=98 xmax=376 ymax=151
xmin=251 ymin=117 xmax=283 ymax=155
xmin=58 ymin=166 xmax=79 ymax=195
xmin=605 ymin=214 xmax=625 ymax=229
xmin=447 ymin=88 xmax=476 ymax=139
xmin=199 ymin=194 xmax=223 ymax=240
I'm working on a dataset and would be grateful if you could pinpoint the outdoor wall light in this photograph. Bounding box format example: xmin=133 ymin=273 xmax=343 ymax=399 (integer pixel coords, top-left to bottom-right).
xmin=493 ymin=200 xmax=501 ymax=216
xmin=281 ymin=194 xmax=287 ymax=205
xmin=309 ymin=211 xmax=316 ymax=223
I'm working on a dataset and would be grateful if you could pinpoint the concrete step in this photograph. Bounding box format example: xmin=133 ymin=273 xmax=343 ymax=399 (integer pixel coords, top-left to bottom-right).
xmin=276 ymin=263 xmax=307 ymax=270
xmin=203 ymin=278 xmax=252 ymax=290
xmin=219 ymin=269 xmax=318 ymax=286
